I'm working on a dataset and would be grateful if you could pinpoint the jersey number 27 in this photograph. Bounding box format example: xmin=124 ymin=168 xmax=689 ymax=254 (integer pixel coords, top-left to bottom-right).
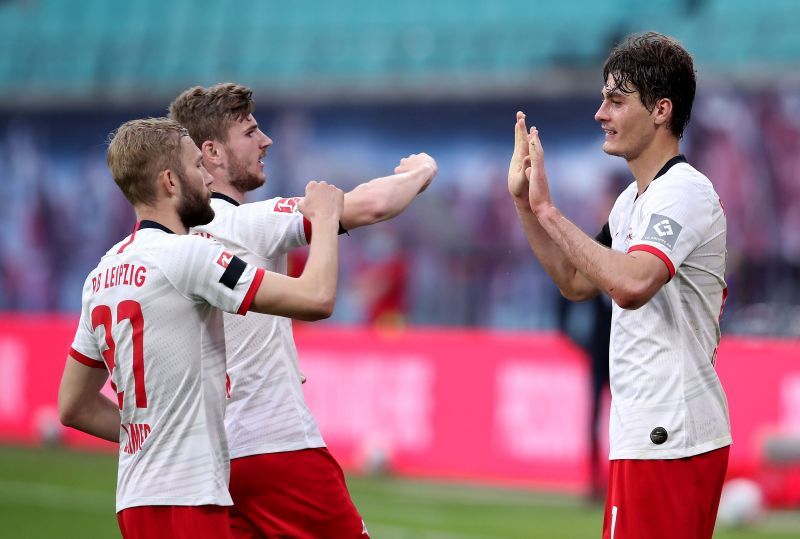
xmin=91 ymin=301 xmax=148 ymax=409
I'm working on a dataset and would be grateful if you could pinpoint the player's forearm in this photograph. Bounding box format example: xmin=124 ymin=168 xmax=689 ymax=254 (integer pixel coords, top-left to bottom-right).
xmin=340 ymin=166 xmax=434 ymax=230
xmin=60 ymin=393 xmax=120 ymax=443
xmin=515 ymin=199 xmax=599 ymax=301
xmin=58 ymin=358 xmax=120 ymax=442
xmin=535 ymin=204 xmax=657 ymax=308
xmin=296 ymin=217 xmax=339 ymax=318
xmin=249 ymin=218 xmax=339 ymax=320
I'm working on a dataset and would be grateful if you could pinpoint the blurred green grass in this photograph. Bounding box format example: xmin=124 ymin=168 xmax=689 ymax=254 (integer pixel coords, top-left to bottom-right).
xmin=0 ymin=445 xmax=797 ymax=538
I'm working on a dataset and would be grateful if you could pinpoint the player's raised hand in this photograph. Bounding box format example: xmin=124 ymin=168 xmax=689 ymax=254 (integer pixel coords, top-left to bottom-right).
xmin=394 ymin=153 xmax=437 ymax=175
xmin=394 ymin=153 xmax=438 ymax=193
xmin=526 ymin=126 xmax=554 ymax=215
xmin=508 ymin=111 xmax=531 ymax=201
xmin=298 ymin=181 xmax=344 ymax=223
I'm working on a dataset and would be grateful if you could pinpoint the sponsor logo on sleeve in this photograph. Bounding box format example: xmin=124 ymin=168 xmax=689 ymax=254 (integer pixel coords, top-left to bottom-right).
xmin=641 ymin=214 xmax=682 ymax=250
xmin=274 ymin=197 xmax=301 ymax=213
xmin=216 ymin=250 xmax=234 ymax=269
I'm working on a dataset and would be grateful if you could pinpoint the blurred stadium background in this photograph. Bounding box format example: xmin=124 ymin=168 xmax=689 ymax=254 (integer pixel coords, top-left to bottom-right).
xmin=1 ymin=0 xmax=800 ymax=537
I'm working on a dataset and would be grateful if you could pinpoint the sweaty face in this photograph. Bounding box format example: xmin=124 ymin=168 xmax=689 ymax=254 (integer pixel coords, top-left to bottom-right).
xmin=223 ymin=114 xmax=272 ymax=193
xmin=176 ymin=137 xmax=215 ymax=228
xmin=594 ymin=74 xmax=657 ymax=161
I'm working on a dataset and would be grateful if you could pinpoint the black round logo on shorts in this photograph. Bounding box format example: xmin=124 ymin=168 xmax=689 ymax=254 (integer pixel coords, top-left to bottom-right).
xmin=650 ymin=427 xmax=668 ymax=445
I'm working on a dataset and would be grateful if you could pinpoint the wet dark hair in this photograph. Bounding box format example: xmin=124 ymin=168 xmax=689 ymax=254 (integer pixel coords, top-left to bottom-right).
xmin=603 ymin=32 xmax=696 ymax=139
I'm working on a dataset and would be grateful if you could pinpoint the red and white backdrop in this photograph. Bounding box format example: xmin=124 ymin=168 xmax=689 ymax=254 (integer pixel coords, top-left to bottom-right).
xmin=1 ymin=315 xmax=799 ymax=503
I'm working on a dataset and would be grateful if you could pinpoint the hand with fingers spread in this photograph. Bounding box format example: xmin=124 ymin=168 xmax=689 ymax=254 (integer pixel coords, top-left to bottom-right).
xmin=508 ymin=111 xmax=531 ymax=203
xmin=298 ymin=181 xmax=344 ymax=223
xmin=526 ymin=126 xmax=554 ymax=216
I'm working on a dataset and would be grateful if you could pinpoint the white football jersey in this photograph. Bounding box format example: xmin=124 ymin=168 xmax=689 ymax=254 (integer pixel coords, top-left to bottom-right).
xmin=607 ymin=156 xmax=731 ymax=460
xmin=191 ymin=195 xmax=325 ymax=459
xmin=69 ymin=221 xmax=265 ymax=511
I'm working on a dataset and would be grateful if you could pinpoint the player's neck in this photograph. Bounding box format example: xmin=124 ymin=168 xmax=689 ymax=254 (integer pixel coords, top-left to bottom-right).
xmin=134 ymin=206 xmax=188 ymax=235
xmin=627 ymin=138 xmax=681 ymax=195
xmin=210 ymin=178 xmax=246 ymax=204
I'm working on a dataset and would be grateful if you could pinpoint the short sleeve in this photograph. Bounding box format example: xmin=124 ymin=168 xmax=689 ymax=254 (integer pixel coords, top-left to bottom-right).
xmin=69 ymin=287 xmax=105 ymax=369
xmin=628 ymin=181 xmax=711 ymax=279
xmin=226 ymin=197 xmax=309 ymax=257
xmin=160 ymin=235 xmax=265 ymax=315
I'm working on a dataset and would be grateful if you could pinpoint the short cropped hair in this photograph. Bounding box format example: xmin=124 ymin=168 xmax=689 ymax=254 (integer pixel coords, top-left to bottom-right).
xmin=107 ymin=117 xmax=188 ymax=205
xmin=168 ymin=83 xmax=255 ymax=147
xmin=603 ymin=32 xmax=696 ymax=139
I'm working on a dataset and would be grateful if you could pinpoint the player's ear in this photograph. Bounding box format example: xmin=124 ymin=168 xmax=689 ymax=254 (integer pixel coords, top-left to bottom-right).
xmin=202 ymin=140 xmax=223 ymax=165
xmin=158 ymin=169 xmax=179 ymax=197
xmin=653 ymin=97 xmax=673 ymax=128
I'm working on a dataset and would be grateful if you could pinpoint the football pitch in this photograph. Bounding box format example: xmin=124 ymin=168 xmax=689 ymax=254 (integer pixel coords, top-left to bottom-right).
xmin=0 ymin=445 xmax=798 ymax=539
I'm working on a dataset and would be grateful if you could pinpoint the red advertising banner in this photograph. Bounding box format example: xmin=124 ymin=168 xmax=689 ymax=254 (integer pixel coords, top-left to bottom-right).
xmin=0 ymin=315 xmax=798 ymax=495
xmin=295 ymin=325 xmax=593 ymax=491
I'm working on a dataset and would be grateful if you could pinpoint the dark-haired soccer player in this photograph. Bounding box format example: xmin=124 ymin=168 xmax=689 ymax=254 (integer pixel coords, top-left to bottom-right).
xmin=58 ymin=118 xmax=343 ymax=539
xmin=170 ymin=83 xmax=436 ymax=538
xmin=509 ymin=32 xmax=730 ymax=539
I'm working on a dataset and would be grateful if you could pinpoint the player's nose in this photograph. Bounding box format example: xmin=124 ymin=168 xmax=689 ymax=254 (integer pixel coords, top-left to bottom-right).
xmin=259 ymin=130 xmax=272 ymax=149
xmin=594 ymin=102 xmax=609 ymax=122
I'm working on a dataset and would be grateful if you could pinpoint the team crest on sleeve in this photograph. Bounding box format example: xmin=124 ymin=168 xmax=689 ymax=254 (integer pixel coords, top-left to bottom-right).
xmin=274 ymin=197 xmax=301 ymax=213
xmin=642 ymin=213 xmax=682 ymax=250
xmin=216 ymin=250 xmax=234 ymax=269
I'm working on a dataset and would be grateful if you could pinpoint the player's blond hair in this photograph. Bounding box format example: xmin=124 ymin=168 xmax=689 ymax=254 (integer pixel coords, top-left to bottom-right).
xmin=168 ymin=83 xmax=255 ymax=147
xmin=107 ymin=117 xmax=188 ymax=206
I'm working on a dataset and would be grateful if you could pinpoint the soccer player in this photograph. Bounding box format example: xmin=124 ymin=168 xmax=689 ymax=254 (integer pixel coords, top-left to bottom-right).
xmin=508 ymin=33 xmax=731 ymax=539
xmin=169 ymin=83 xmax=436 ymax=538
xmin=57 ymin=118 xmax=344 ymax=539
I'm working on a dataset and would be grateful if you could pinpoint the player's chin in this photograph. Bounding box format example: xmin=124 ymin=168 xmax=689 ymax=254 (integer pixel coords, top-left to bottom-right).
xmin=254 ymin=169 xmax=266 ymax=185
xmin=601 ymin=141 xmax=624 ymax=157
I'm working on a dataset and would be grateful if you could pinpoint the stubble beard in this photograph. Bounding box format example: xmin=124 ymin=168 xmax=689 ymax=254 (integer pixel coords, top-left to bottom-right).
xmin=227 ymin=150 xmax=265 ymax=194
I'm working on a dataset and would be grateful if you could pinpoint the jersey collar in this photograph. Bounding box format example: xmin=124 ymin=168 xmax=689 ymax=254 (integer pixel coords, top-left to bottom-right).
xmin=211 ymin=192 xmax=240 ymax=207
xmin=139 ymin=220 xmax=175 ymax=234
xmin=653 ymin=154 xmax=688 ymax=181
xmin=636 ymin=154 xmax=688 ymax=201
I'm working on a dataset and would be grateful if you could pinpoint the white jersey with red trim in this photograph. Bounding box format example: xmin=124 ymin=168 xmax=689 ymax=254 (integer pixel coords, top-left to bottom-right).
xmin=607 ymin=159 xmax=731 ymax=460
xmin=191 ymin=196 xmax=325 ymax=459
xmin=69 ymin=221 xmax=265 ymax=511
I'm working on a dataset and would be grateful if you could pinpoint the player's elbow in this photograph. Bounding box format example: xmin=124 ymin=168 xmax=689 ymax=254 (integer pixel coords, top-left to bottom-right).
xmin=313 ymin=296 xmax=335 ymax=320
xmin=558 ymin=277 xmax=600 ymax=303
xmin=559 ymin=287 xmax=594 ymax=303
xmin=58 ymin=401 xmax=83 ymax=429
xmin=301 ymin=293 xmax=335 ymax=321
xmin=611 ymin=281 xmax=653 ymax=310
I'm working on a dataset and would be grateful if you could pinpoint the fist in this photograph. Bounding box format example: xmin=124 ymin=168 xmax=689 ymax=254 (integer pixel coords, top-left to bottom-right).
xmin=298 ymin=181 xmax=344 ymax=221
xmin=395 ymin=153 xmax=437 ymax=176
xmin=395 ymin=153 xmax=437 ymax=193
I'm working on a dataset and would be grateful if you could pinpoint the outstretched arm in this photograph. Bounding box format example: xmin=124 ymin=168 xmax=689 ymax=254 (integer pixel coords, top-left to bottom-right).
xmin=524 ymin=124 xmax=668 ymax=309
xmin=509 ymin=112 xmax=601 ymax=301
xmin=58 ymin=358 xmax=120 ymax=442
xmin=340 ymin=153 xmax=437 ymax=230
xmin=249 ymin=181 xmax=343 ymax=320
